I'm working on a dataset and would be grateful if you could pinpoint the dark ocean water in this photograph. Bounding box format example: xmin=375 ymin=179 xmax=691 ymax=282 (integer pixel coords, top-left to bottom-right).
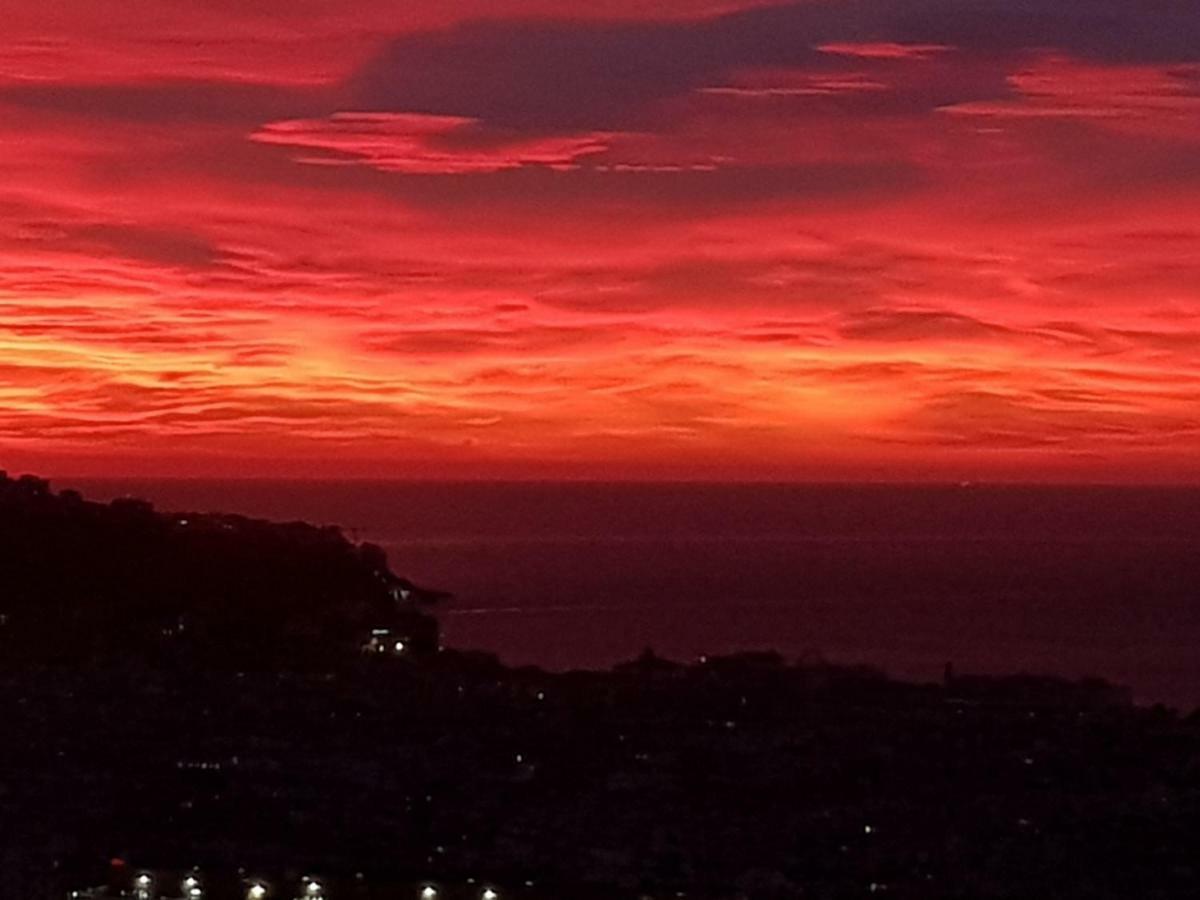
xmin=67 ymin=480 xmax=1200 ymax=708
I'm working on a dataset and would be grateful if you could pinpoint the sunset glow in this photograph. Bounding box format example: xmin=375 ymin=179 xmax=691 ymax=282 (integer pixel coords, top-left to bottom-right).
xmin=3 ymin=1 xmax=1199 ymax=480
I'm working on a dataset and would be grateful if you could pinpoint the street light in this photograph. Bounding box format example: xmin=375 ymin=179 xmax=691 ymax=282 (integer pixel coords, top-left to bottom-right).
xmin=134 ymin=873 xmax=154 ymax=900
xmin=481 ymin=888 xmax=499 ymax=900
xmin=302 ymin=878 xmax=325 ymax=900
xmin=420 ymin=886 xmax=439 ymax=900
xmin=247 ymin=882 xmax=269 ymax=900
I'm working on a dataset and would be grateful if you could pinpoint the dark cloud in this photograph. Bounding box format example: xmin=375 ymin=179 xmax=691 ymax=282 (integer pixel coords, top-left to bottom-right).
xmin=838 ymin=308 xmax=1016 ymax=342
xmin=11 ymin=221 xmax=219 ymax=269
xmin=890 ymin=0 xmax=1200 ymax=64
xmin=69 ymin=224 xmax=220 ymax=269
xmin=839 ymin=310 xmax=1200 ymax=362
xmin=359 ymin=324 xmax=619 ymax=356
xmin=739 ymin=331 xmax=806 ymax=343
xmin=350 ymin=1 xmax=1200 ymax=133
xmin=892 ymin=386 xmax=1200 ymax=450
xmin=349 ymin=3 xmax=1006 ymax=131
xmin=351 ymin=15 xmax=797 ymax=131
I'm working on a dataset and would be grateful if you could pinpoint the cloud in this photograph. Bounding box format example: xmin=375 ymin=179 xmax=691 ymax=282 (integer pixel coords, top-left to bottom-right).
xmin=359 ymin=323 xmax=620 ymax=356
xmin=347 ymin=1 xmax=1200 ymax=135
xmin=886 ymin=0 xmax=1200 ymax=65
xmin=838 ymin=308 xmax=1016 ymax=342
xmin=1 ymin=0 xmax=1199 ymax=478
xmin=0 ymin=79 xmax=330 ymax=123
xmin=252 ymin=112 xmax=614 ymax=173
xmin=818 ymin=42 xmax=953 ymax=61
xmin=940 ymin=58 xmax=1200 ymax=135
xmin=303 ymin=161 xmax=923 ymax=216
xmin=891 ymin=387 xmax=1200 ymax=450
xmin=10 ymin=221 xmax=219 ymax=269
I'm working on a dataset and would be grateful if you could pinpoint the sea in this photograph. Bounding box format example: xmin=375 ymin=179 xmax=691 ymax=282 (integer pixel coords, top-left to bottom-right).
xmin=66 ymin=480 xmax=1200 ymax=709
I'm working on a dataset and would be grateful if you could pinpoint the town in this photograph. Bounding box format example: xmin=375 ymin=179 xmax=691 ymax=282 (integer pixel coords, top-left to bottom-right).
xmin=3 ymin=474 xmax=1199 ymax=900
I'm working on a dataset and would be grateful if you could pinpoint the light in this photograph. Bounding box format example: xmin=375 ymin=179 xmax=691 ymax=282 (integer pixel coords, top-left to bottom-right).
xmin=394 ymin=640 xmax=406 ymax=653
xmin=183 ymin=873 xmax=204 ymax=900
xmin=481 ymin=888 xmax=499 ymax=900
xmin=136 ymin=875 xmax=153 ymax=888
xmin=421 ymin=887 xmax=439 ymax=900
xmin=305 ymin=880 xmax=324 ymax=898
xmin=247 ymin=883 xmax=268 ymax=900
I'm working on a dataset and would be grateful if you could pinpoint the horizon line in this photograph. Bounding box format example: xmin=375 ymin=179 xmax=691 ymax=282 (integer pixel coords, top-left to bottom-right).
xmin=45 ymin=474 xmax=1200 ymax=490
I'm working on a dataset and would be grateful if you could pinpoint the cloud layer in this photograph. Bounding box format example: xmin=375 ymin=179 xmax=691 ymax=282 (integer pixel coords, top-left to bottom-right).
xmin=1 ymin=1 xmax=1199 ymax=479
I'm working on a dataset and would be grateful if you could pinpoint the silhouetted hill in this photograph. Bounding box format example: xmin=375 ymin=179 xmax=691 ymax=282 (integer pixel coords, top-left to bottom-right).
xmin=0 ymin=471 xmax=441 ymax=666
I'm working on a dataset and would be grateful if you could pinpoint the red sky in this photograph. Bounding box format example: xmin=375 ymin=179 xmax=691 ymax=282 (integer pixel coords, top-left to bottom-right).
xmin=2 ymin=1 xmax=1199 ymax=480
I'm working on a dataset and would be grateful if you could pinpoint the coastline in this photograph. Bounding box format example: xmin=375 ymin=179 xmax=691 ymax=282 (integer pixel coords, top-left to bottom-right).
xmin=5 ymin=474 xmax=1200 ymax=899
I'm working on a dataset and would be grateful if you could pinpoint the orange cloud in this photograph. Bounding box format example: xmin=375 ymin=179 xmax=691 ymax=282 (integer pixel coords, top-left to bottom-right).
xmin=252 ymin=113 xmax=614 ymax=173
xmin=818 ymin=42 xmax=953 ymax=61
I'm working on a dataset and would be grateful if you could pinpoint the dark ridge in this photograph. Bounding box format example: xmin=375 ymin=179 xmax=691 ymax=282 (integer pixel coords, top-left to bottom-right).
xmin=0 ymin=470 xmax=444 ymax=668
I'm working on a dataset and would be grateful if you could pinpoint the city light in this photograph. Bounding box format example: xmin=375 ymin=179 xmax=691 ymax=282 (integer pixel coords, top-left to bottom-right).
xmin=394 ymin=640 xmax=406 ymax=654
xmin=421 ymin=886 xmax=439 ymax=900
xmin=303 ymin=878 xmax=325 ymax=900
xmin=481 ymin=887 xmax=499 ymax=900
xmin=247 ymin=883 xmax=268 ymax=900
xmin=134 ymin=872 xmax=154 ymax=899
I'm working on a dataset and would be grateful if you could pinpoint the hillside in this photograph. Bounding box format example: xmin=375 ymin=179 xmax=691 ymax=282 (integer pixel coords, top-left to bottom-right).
xmin=0 ymin=471 xmax=441 ymax=666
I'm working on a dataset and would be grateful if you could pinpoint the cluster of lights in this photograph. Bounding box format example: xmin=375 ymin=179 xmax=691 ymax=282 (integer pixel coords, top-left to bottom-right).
xmin=128 ymin=869 xmax=208 ymax=900
xmin=365 ymin=628 xmax=409 ymax=656
xmin=417 ymin=883 xmax=498 ymax=900
xmin=115 ymin=872 xmax=504 ymax=900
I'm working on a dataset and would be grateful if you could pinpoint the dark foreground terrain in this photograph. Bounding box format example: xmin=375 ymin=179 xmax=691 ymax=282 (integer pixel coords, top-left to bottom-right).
xmin=2 ymin=473 xmax=1199 ymax=899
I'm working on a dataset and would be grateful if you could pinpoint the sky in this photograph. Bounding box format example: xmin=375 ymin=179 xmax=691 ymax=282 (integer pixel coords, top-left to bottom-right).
xmin=2 ymin=1 xmax=1199 ymax=481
